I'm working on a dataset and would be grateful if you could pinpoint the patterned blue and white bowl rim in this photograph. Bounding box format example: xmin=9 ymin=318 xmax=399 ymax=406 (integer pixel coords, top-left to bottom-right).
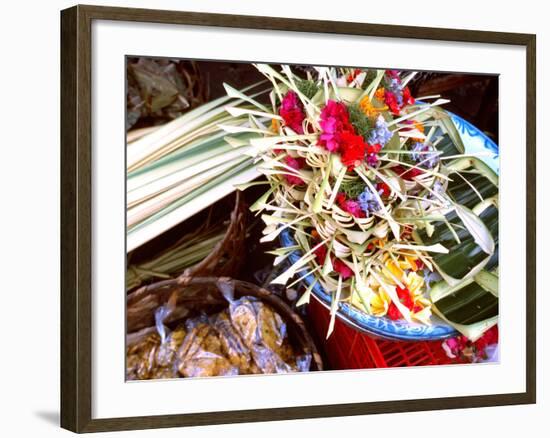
xmin=279 ymin=112 xmax=499 ymax=341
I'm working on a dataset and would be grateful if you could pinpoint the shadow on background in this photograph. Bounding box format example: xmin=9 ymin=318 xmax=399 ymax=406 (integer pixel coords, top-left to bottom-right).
xmin=34 ymin=410 xmax=59 ymax=427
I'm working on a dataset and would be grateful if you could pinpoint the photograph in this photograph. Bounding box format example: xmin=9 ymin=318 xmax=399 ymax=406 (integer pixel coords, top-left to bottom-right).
xmin=1 ymin=0 xmax=543 ymax=435
xmin=125 ymin=59 xmax=500 ymax=380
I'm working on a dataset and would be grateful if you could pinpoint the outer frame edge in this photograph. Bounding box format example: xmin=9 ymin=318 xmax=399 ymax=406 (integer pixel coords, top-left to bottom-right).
xmin=60 ymin=4 xmax=537 ymax=432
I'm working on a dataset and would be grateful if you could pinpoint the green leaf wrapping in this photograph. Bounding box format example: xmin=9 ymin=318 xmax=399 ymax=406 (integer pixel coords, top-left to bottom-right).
xmin=414 ymin=159 xmax=498 ymax=282
xmin=430 ymin=270 xmax=498 ymax=340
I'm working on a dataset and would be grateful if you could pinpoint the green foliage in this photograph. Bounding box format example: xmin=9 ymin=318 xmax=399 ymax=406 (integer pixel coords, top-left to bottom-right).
xmin=340 ymin=178 xmax=366 ymax=199
xmin=296 ymin=79 xmax=319 ymax=100
xmin=347 ymin=104 xmax=371 ymax=139
xmin=363 ymin=69 xmax=378 ymax=88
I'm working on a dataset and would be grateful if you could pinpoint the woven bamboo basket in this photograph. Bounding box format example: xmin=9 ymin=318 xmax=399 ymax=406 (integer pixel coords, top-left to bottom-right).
xmin=127 ymin=276 xmax=323 ymax=372
xmin=127 ymin=190 xmax=247 ymax=294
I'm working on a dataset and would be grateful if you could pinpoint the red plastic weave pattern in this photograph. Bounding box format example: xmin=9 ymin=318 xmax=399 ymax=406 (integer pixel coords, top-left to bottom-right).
xmin=307 ymin=297 xmax=453 ymax=369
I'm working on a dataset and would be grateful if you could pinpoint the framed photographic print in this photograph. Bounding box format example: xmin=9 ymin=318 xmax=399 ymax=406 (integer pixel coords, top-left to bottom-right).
xmin=60 ymin=4 xmax=536 ymax=433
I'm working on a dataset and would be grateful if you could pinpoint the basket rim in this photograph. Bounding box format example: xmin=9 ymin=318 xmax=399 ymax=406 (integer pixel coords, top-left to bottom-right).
xmin=280 ymin=228 xmax=458 ymax=342
xmin=127 ymin=276 xmax=324 ymax=372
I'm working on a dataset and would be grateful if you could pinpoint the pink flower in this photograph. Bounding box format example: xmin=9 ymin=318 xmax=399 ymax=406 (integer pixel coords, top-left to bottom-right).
xmin=279 ymin=91 xmax=305 ymax=134
xmin=343 ymin=199 xmax=363 ymax=217
xmin=283 ymin=155 xmax=305 ymax=185
xmin=318 ymin=100 xmax=354 ymax=152
xmin=335 ymin=193 xmax=365 ymax=218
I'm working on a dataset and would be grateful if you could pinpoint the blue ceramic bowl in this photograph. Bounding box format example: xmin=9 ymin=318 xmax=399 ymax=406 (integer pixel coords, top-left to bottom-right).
xmin=280 ymin=113 xmax=498 ymax=341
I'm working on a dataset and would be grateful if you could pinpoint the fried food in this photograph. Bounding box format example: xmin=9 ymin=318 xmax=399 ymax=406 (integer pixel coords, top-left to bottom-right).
xmin=126 ymin=296 xmax=308 ymax=380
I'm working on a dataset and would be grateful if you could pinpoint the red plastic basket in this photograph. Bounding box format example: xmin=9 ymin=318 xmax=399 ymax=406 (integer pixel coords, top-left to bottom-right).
xmin=307 ymin=297 xmax=453 ymax=369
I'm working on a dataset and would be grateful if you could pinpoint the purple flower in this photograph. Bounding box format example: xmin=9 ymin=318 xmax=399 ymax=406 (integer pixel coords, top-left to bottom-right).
xmin=358 ymin=186 xmax=382 ymax=216
xmin=411 ymin=141 xmax=439 ymax=168
xmin=366 ymin=153 xmax=380 ymax=167
xmin=388 ymin=77 xmax=404 ymax=106
xmin=368 ymin=115 xmax=393 ymax=147
xmin=432 ymin=180 xmax=444 ymax=194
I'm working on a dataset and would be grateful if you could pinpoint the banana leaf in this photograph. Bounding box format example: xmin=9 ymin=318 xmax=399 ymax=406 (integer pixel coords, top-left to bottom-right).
xmin=414 ymin=158 xmax=498 ymax=282
xmin=414 ymin=157 xmax=499 ymax=340
xmin=446 ymin=166 xmax=498 ymax=210
xmin=435 ymin=130 xmax=463 ymax=158
xmin=430 ymin=270 xmax=498 ymax=341
xmin=416 ymin=106 xmax=466 ymax=155
xmin=415 ymin=200 xmax=497 ymax=283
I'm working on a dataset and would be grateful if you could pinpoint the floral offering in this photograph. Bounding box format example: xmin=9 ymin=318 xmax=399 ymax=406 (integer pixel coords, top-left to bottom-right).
xmin=221 ymin=64 xmax=499 ymax=341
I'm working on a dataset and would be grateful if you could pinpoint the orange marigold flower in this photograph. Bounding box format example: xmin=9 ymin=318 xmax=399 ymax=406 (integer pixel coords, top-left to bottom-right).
xmin=270 ymin=118 xmax=280 ymax=133
xmin=374 ymin=87 xmax=386 ymax=102
xmin=411 ymin=121 xmax=425 ymax=142
xmin=359 ymin=95 xmax=380 ymax=118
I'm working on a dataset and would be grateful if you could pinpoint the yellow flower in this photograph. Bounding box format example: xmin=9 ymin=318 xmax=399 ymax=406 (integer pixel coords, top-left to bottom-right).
xmin=370 ymin=290 xmax=390 ymax=317
xmin=375 ymin=87 xmax=386 ymax=102
xmin=405 ymin=255 xmax=419 ymax=271
xmin=359 ymin=95 xmax=385 ymax=118
xmin=405 ymin=271 xmax=424 ymax=295
xmin=385 ymin=259 xmax=404 ymax=283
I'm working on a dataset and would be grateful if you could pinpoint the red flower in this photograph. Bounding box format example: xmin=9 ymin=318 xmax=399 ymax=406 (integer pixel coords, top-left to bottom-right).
xmin=313 ymin=241 xmax=353 ymax=279
xmin=313 ymin=244 xmax=328 ymax=264
xmin=366 ymin=143 xmax=382 ymax=155
xmin=396 ymin=286 xmax=414 ymax=309
xmin=339 ymin=132 xmax=366 ymax=169
xmin=387 ymin=304 xmax=401 ymax=320
xmin=402 ymin=87 xmax=415 ymax=106
xmin=392 ymin=164 xmax=424 ymax=181
xmin=346 ymin=68 xmax=362 ymax=83
xmin=485 ymin=325 xmax=499 ymax=344
xmin=333 ymin=259 xmax=353 ymax=279
xmin=283 ymin=155 xmax=306 ymax=185
xmin=377 ymin=181 xmax=391 ymax=198
xmin=318 ymin=100 xmax=384 ymax=170
xmin=384 ymin=90 xmax=401 ymax=115
xmin=279 ymin=91 xmax=305 ymax=134
xmin=335 ymin=192 xmax=347 ymax=207
xmin=474 ymin=325 xmax=499 ymax=356
xmin=383 ymin=87 xmax=414 ymax=115
xmin=387 ymin=286 xmax=414 ymax=320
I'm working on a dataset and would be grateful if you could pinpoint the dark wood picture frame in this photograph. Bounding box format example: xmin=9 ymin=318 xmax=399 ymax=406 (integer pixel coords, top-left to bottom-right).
xmin=60 ymin=4 xmax=537 ymax=433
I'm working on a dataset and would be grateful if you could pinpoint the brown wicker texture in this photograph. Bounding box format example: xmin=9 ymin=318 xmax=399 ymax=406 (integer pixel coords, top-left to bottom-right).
xmin=127 ymin=276 xmax=323 ymax=372
xmin=127 ymin=190 xmax=247 ymax=294
xmin=186 ymin=191 xmax=247 ymax=278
